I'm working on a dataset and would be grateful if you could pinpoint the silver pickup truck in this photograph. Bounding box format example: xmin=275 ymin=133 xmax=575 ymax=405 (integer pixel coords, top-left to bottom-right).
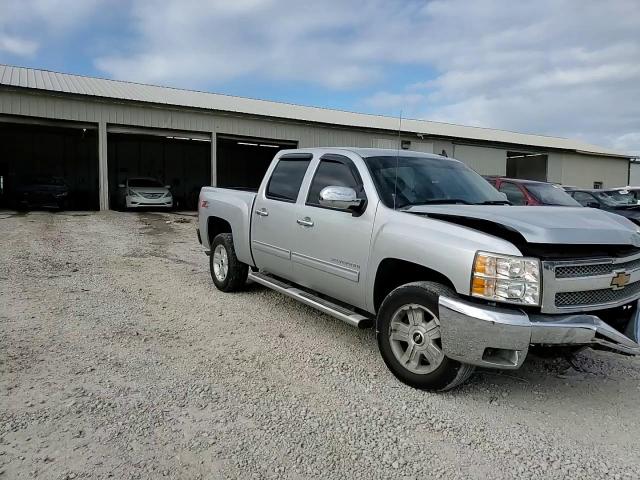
xmin=197 ymin=148 xmax=640 ymax=391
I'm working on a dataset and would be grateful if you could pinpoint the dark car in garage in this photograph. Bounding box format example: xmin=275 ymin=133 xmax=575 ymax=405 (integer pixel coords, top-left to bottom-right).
xmin=484 ymin=176 xmax=581 ymax=206
xmin=10 ymin=175 xmax=70 ymax=210
xmin=568 ymin=188 xmax=640 ymax=225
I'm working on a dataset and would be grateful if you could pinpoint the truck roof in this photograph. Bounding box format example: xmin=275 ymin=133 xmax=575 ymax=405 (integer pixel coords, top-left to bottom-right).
xmin=282 ymin=147 xmax=457 ymax=162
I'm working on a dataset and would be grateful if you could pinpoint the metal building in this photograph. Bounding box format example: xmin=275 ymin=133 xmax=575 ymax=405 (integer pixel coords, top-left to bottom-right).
xmin=0 ymin=65 xmax=631 ymax=210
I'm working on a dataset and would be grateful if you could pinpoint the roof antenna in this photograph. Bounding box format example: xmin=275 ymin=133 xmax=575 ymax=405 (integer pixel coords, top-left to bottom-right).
xmin=392 ymin=109 xmax=403 ymax=210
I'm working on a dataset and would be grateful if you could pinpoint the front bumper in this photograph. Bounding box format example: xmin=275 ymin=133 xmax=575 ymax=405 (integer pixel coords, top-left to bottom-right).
xmin=438 ymin=296 xmax=640 ymax=369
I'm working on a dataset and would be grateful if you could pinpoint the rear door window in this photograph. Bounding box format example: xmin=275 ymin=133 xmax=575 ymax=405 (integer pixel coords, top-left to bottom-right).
xmin=266 ymin=155 xmax=312 ymax=202
xmin=499 ymin=182 xmax=526 ymax=205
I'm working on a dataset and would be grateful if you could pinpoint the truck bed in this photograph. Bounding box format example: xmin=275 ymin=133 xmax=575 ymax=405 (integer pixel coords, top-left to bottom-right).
xmin=198 ymin=186 xmax=257 ymax=264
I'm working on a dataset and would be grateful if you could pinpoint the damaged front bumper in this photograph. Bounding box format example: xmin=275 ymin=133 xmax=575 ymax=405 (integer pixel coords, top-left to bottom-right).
xmin=438 ymin=296 xmax=640 ymax=369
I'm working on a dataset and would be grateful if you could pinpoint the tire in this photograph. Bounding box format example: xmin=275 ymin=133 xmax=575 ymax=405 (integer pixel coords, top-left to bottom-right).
xmin=209 ymin=233 xmax=248 ymax=292
xmin=377 ymin=281 xmax=475 ymax=391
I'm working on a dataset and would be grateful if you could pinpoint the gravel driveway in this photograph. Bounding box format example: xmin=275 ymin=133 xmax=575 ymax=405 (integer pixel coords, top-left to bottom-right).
xmin=1 ymin=211 xmax=639 ymax=480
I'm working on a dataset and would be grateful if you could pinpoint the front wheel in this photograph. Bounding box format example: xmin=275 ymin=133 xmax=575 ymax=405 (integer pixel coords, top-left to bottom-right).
xmin=377 ymin=281 xmax=475 ymax=391
xmin=210 ymin=233 xmax=248 ymax=292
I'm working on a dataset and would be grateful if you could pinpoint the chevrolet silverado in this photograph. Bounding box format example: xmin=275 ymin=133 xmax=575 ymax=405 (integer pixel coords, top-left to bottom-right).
xmin=197 ymin=148 xmax=640 ymax=391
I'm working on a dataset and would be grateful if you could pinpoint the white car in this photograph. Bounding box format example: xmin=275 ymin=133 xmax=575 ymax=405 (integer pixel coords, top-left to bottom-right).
xmin=117 ymin=177 xmax=173 ymax=209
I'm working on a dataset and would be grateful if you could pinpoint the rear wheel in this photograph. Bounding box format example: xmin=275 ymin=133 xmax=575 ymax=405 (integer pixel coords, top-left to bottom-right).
xmin=210 ymin=233 xmax=248 ymax=292
xmin=377 ymin=281 xmax=475 ymax=391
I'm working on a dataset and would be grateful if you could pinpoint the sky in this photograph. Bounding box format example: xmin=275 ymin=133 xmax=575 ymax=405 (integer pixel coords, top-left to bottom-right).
xmin=0 ymin=0 xmax=639 ymax=155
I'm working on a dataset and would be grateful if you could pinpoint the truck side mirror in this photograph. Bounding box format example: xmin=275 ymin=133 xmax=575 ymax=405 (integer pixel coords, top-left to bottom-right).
xmin=118 ymin=183 xmax=125 ymax=188
xmin=319 ymin=186 xmax=364 ymax=213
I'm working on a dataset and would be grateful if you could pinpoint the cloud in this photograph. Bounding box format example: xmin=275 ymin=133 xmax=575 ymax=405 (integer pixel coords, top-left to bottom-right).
xmin=90 ymin=0 xmax=640 ymax=153
xmin=95 ymin=0 xmax=386 ymax=89
xmin=0 ymin=0 xmax=106 ymax=58
xmin=1 ymin=0 xmax=638 ymax=154
xmin=360 ymin=0 xmax=640 ymax=154
xmin=0 ymin=35 xmax=38 ymax=56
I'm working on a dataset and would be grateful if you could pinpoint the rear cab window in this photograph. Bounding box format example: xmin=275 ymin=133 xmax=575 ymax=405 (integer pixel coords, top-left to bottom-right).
xmin=265 ymin=154 xmax=312 ymax=202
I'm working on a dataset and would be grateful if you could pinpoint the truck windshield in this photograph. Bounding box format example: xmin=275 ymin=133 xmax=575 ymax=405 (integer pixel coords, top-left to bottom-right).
xmin=526 ymin=183 xmax=581 ymax=206
xmin=364 ymin=155 xmax=507 ymax=208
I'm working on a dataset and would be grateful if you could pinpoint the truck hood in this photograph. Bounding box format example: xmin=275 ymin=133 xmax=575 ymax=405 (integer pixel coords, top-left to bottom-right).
xmin=406 ymin=205 xmax=640 ymax=246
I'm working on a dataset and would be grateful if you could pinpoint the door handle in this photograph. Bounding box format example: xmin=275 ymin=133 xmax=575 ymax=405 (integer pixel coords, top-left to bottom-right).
xmin=296 ymin=217 xmax=314 ymax=227
xmin=255 ymin=208 xmax=269 ymax=217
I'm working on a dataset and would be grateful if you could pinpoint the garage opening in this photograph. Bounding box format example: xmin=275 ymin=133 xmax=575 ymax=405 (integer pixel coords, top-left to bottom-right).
xmin=216 ymin=135 xmax=297 ymax=190
xmin=0 ymin=120 xmax=99 ymax=210
xmin=107 ymin=131 xmax=211 ymax=210
xmin=506 ymin=151 xmax=548 ymax=181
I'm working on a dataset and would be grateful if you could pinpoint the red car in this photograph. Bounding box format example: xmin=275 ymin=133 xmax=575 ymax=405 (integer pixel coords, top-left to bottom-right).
xmin=484 ymin=177 xmax=580 ymax=206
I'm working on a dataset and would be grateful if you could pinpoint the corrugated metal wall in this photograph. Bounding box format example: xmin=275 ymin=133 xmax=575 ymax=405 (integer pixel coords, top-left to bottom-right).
xmin=452 ymin=144 xmax=507 ymax=175
xmin=0 ymin=89 xmax=408 ymax=150
xmin=549 ymin=152 xmax=629 ymax=188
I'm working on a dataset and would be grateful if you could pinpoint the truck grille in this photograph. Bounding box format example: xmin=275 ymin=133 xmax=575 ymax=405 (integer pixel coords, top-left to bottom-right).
xmin=542 ymin=253 xmax=640 ymax=313
xmin=555 ymin=281 xmax=640 ymax=308
xmin=555 ymin=258 xmax=640 ymax=278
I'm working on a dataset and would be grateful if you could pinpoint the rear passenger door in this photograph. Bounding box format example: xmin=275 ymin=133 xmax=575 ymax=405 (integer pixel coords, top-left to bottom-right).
xmin=251 ymin=153 xmax=312 ymax=280
xmin=291 ymin=154 xmax=375 ymax=309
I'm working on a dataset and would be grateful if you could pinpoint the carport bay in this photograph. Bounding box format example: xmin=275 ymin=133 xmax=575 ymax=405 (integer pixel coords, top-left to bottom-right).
xmin=107 ymin=131 xmax=211 ymax=210
xmin=0 ymin=120 xmax=99 ymax=210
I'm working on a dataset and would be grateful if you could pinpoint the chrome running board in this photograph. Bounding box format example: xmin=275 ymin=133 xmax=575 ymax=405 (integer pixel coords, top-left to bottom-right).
xmin=248 ymin=271 xmax=373 ymax=329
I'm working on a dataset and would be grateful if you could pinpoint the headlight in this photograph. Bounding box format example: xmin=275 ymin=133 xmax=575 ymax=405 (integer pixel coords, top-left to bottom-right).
xmin=164 ymin=191 xmax=172 ymax=198
xmin=471 ymin=251 xmax=541 ymax=306
xmin=128 ymin=188 xmax=137 ymax=196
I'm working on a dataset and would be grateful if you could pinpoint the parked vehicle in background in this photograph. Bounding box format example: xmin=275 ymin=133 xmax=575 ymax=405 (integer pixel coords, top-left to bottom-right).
xmin=611 ymin=187 xmax=640 ymax=204
xmin=568 ymin=188 xmax=640 ymax=225
xmin=484 ymin=176 xmax=581 ymax=206
xmin=11 ymin=174 xmax=69 ymax=210
xmin=198 ymin=148 xmax=640 ymax=392
xmin=116 ymin=177 xmax=173 ymax=210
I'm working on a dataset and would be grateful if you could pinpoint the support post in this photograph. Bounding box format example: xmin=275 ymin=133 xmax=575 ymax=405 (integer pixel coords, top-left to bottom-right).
xmin=211 ymin=131 xmax=217 ymax=186
xmin=98 ymin=121 xmax=109 ymax=210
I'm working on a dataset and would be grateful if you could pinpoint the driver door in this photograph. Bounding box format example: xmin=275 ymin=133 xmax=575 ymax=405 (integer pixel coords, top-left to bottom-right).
xmin=291 ymin=154 xmax=374 ymax=309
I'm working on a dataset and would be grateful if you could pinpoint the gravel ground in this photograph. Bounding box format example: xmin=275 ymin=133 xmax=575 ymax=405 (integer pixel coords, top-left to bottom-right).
xmin=1 ymin=210 xmax=639 ymax=480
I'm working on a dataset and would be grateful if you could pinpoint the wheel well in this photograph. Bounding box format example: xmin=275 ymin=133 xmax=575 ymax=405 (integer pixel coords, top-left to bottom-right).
xmin=207 ymin=216 xmax=232 ymax=245
xmin=373 ymin=258 xmax=456 ymax=312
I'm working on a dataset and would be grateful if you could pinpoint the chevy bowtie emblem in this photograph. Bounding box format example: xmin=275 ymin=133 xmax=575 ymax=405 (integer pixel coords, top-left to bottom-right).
xmin=610 ymin=271 xmax=631 ymax=290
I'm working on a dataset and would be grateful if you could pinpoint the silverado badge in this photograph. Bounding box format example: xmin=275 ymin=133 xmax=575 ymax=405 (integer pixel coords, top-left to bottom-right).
xmin=610 ymin=271 xmax=631 ymax=290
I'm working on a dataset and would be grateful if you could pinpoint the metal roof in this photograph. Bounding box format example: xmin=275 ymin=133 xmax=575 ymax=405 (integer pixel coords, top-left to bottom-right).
xmin=0 ymin=64 xmax=629 ymax=158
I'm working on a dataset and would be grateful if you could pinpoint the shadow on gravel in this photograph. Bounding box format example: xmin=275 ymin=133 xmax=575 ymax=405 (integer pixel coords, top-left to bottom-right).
xmin=0 ymin=209 xmax=28 ymax=219
xmin=0 ymin=210 xmax=95 ymax=219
